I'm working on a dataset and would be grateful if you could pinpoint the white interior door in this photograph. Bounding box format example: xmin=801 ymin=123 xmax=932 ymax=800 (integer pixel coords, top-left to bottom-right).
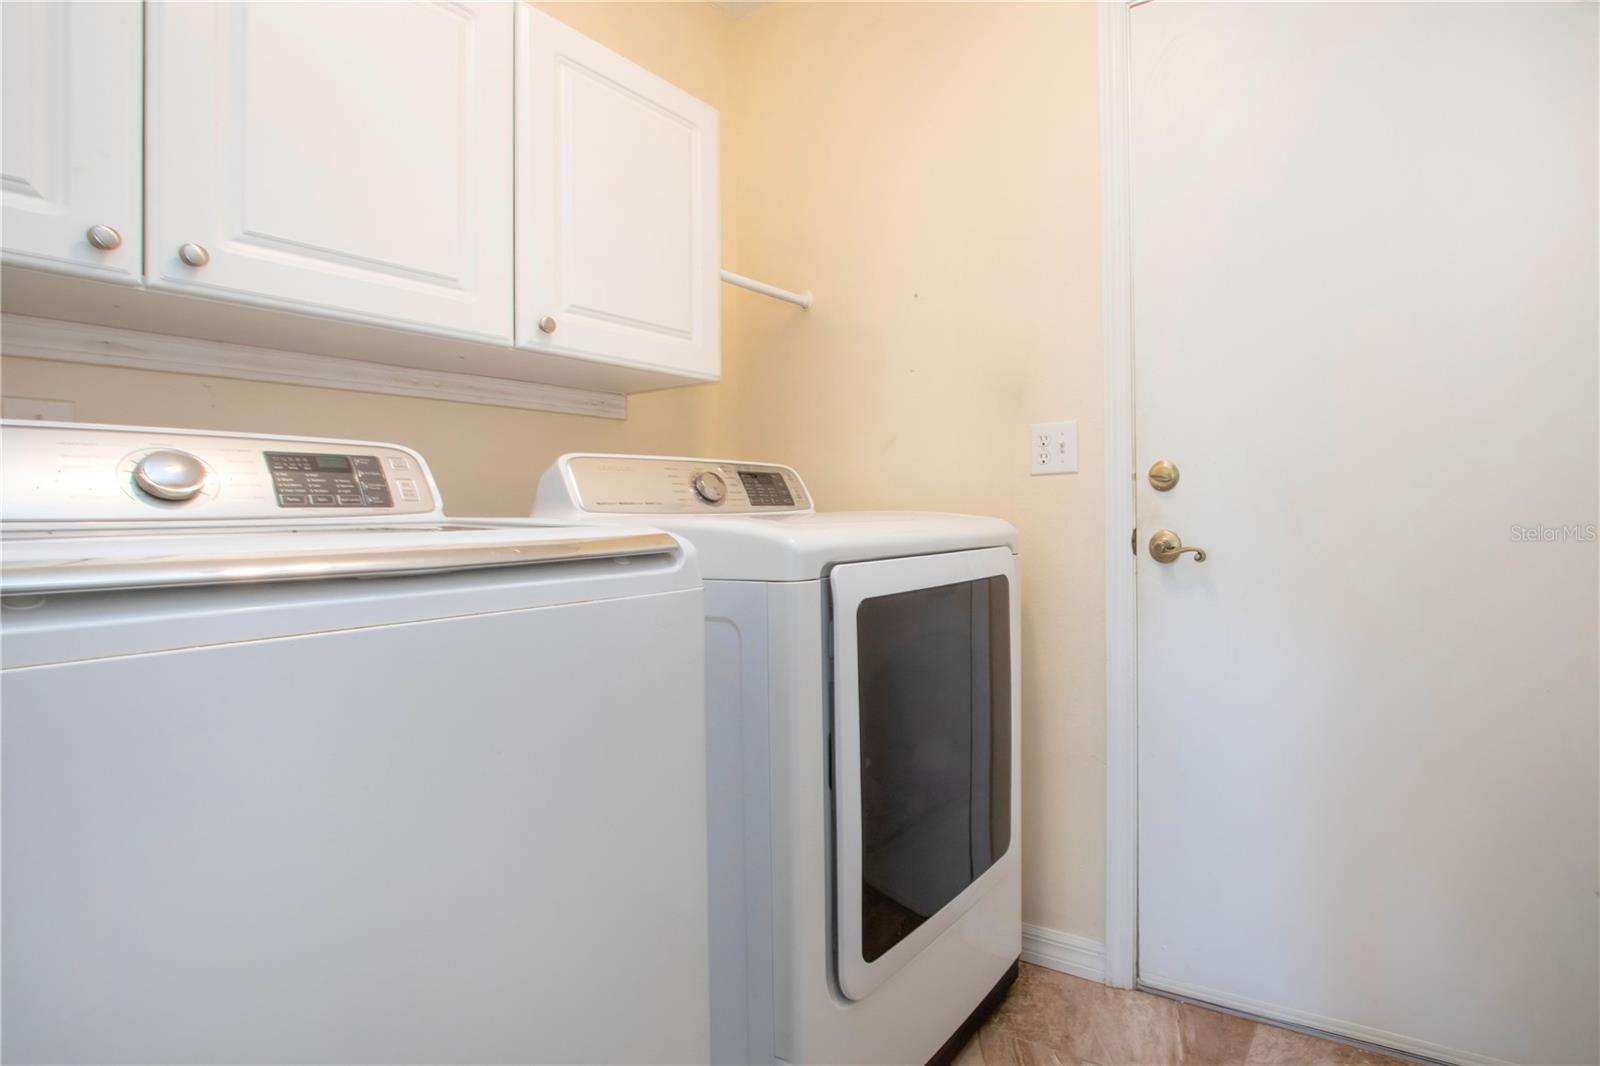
xmin=1 ymin=0 xmax=142 ymax=280
xmin=145 ymin=1 xmax=512 ymax=342
xmin=1130 ymin=5 xmax=1598 ymax=1065
xmin=515 ymin=6 xmax=720 ymax=379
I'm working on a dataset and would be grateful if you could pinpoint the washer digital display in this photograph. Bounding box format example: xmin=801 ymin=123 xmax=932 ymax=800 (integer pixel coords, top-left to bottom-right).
xmin=265 ymin=452 xmax=394 ymax=508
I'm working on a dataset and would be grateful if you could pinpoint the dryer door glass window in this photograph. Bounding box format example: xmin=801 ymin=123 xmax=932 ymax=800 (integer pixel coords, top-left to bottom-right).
xmin=853 ymin=574 xmax=1012 ymax=963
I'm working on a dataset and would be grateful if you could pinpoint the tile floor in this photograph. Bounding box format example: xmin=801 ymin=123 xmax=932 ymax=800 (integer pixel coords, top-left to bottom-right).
xmin=955 ymin=963 xmax=1410 ymax=1066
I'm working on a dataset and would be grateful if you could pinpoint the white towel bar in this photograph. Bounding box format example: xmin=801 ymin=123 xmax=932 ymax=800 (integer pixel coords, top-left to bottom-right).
xmin=721 ymin=269 xmax=812 ymax=310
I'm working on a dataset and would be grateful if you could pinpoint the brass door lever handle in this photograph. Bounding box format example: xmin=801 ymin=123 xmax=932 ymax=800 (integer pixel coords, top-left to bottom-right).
xmin=1149 ymin=529 xmax=1207 ymax=564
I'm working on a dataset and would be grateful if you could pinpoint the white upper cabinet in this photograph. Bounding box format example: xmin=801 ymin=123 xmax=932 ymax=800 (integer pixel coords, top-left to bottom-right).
xmin=516 ymin=7 xmax=720 ymax=380
xmin=0 ymin=2 xmax=720 ymax=398
xmin=1 ymin=1 xmax=142 ymax=281
xmin=145 ymin=1 xmax=513 ymax=343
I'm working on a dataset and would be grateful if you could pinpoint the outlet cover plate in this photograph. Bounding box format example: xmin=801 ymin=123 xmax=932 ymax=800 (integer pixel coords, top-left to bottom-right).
xmin=1031 ymin=420 xmax=1078 ymax=475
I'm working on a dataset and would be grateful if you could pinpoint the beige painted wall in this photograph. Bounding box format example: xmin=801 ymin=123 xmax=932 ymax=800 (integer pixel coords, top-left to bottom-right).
xmin=0 ymin=2 xmax=1107 ymax=943
xmin=721 ymin=2 xmax=1105 ymax=939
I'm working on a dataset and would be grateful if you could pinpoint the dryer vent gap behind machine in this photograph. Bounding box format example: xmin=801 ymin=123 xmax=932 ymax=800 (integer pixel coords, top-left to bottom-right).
xmin=535 ymin=454 xmax=1023 ymax=1066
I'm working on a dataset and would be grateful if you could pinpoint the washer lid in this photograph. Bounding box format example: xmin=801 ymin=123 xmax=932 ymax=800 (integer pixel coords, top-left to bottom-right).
xmin=0 ymin=523 xmax=684 ymax=595
xmin=622 ymin=510 xmax=1017 ymax=581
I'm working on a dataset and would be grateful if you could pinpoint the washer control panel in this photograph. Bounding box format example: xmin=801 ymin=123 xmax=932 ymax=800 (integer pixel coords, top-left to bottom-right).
xmin=1 ymin=421 xmax=440 ymax=524
xmin=265 ymin=452 xmax=395 ymax=509
xmin=554 ymin=455 xmax=812 ymax=515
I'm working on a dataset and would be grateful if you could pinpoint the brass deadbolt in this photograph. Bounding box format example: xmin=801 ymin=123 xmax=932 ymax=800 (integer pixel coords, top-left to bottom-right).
xmin=1149 ymin=459 xmax=1179 ymax=492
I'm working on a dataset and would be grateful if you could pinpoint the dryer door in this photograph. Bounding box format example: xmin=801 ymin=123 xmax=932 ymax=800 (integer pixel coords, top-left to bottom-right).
xmin=829 ymin=546 xmax=1020 ymax=1001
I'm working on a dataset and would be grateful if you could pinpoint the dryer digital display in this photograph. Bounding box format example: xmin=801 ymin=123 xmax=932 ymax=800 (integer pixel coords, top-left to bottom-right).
xmin=737 ymin=470 xmax=794 ymax=507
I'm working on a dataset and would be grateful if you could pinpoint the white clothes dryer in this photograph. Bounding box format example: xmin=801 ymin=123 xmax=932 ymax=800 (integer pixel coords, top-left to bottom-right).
xmin=534 ymin=454 xmax=1022 ymax=1066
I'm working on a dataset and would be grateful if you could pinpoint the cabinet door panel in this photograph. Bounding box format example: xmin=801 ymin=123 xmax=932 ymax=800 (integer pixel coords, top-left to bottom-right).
xmin=147 ymin=1 xmax=512 ymax=342
xmin=517 ymin=8 xmax=719 ymax=378
xmin=1 ymin=1 xmax=142 ymax=281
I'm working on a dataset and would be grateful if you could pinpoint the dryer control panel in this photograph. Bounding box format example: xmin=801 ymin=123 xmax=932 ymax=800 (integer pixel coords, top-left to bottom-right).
xmin=542 ymin=455 xmax=813 ymax=515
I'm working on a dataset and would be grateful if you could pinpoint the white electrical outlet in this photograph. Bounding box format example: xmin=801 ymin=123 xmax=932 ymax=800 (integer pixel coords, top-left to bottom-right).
xmin=1030 ymin=420 xmax=1078 ymax=475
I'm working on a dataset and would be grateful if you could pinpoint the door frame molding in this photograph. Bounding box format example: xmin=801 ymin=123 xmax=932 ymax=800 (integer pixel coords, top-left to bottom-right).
xmin=1099 ymin=0 xmax=1139 ymax=991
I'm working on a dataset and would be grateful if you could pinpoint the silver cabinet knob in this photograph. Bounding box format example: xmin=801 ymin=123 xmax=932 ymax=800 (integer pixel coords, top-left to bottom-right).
xmin=134 ymin=449 xmax=208 ymax=501
xmin=691 ymin=470 xmax=726 ymax=504
xmin=86 ymin=224 xmax=122 ymax=251
xmin=178 ymin=242 xmax=211 ymax=267
xmin=538 ymin=316 xmax=557 ymax=334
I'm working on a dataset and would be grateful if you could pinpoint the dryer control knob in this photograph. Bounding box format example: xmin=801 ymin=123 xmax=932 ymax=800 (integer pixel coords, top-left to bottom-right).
xmin=691 ymin=470 xmax=726 ymax=504
xmin=135 ymin=450 xmax=207 ymax=501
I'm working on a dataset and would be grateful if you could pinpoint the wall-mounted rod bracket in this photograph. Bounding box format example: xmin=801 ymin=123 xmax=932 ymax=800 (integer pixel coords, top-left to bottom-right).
xmin=720 ymin=269 xmax=812 ymax=310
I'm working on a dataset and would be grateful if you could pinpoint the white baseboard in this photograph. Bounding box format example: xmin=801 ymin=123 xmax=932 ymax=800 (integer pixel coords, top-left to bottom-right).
xmin=1141 ymin=973 xmax=1513 ymax=1066
xmin=0 ymin=314 xmax=628 ymax=419
xmin=1020 ymin=942 xmax=1507 ymax=1065
xmin=1021 ymin=933 xmax=1512 ymax=1066
xmin=1020 ymin=924 xmax=1107 ymax=983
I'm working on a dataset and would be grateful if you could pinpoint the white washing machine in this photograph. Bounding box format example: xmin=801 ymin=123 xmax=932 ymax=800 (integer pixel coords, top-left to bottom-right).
xmin=534 ymin=454 xmax=1022 ymax=1066
xmin=1 ymin=422 xmax=711 ymax=1065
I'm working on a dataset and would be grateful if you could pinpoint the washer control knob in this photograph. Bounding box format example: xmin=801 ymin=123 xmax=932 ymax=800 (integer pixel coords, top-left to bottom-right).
xmin=691 ymin=470 xmax=726 ymax=505
xmin=134 ymin=450 xmax=207 ymax=501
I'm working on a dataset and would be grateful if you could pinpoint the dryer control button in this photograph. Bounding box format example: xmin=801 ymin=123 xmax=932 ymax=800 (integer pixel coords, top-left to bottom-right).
xmin=691 ymin=470 xmax=726 ymax=504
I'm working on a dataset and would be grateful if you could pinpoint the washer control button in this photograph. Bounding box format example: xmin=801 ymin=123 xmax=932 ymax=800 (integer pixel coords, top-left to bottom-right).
xmin=134 ymin=450 xmax=207 ymax=501
xmin=691 ymin=470 xmax=727 ymax=504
